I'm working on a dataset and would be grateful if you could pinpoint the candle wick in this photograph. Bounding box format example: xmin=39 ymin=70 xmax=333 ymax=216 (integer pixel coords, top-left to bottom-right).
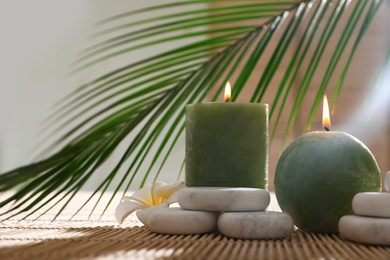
xmin=324 ymin=127 xmax=330 ymax=132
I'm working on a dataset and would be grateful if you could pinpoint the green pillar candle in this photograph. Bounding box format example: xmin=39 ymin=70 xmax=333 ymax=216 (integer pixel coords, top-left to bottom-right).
xmin=185 ymin=103 xmax=268 ymax=189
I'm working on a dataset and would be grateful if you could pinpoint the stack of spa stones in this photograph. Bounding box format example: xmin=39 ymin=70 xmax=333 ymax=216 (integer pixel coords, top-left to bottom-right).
xmin=137 ymin=187 xmax=293 ymax=239
xmin=339 ymin=171 xmax=390 ymax=246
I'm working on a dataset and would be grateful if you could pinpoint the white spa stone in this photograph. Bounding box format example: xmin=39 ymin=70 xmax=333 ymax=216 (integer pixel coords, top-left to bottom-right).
xmin=136 ymin=201 xmax=169 ymax=225
xmin=146 ymin=207 xmax=218 ymax=235
xmin=339 ymin=215 xmax=390 ymax=245
xmin=385 ymin=171 xmax=390 ymax=192
xmin=218 ymin=211 xmax=293 ymax=239
xmin=178 ymin=187 xmax=270 ymax=212
xmin=352 ymin=192 xmax=390 ymax=218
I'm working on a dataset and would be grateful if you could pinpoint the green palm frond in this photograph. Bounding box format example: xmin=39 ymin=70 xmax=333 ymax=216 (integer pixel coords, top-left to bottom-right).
xmin=0 ymin=0 xmax=386 ymax=220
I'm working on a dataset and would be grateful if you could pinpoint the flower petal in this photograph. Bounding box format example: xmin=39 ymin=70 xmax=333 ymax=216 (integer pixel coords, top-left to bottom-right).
xmin=128 ymin=183 xmax=153 ymax=206
xmin=167 ymin=192 xmax=179 ymax=204
xmin=115 ymin=201 xmax=147 ymax=224
xmin=153 ymin=181 xmax=185 ymax=204
xmin=151 ymin=181 xmax=166 ymax=205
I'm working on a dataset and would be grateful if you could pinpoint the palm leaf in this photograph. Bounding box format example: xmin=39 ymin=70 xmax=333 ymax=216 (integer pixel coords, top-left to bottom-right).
xmin=0 ymin=0 xmax=386 ymax=219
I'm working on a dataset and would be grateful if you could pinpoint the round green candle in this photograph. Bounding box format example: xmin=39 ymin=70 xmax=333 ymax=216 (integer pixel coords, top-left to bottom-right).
xmin=274 ymin=131 xmax=381 ymax=233
xmin=185 ymin=102 xmax=268 ymax=188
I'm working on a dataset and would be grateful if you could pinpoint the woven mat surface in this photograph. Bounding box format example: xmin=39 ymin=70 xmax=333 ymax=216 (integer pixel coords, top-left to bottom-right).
xmin=0 ymin=192 xmax=389 ymax=259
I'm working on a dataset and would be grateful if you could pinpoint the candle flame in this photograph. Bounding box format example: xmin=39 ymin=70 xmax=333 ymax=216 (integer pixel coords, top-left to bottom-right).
xmin=224 ymin=82 xmax=232 ymax=102
xmin=322 ymin=95 xmax=331 ymax=130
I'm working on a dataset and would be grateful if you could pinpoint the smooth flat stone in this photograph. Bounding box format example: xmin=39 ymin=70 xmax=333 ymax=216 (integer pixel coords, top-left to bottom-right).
xmin=352 ymin=192 xmax=390 ymax=217
xmin=385 ymin=171 xmax=390 ymax=192
xmin=178 ymin=187 xmax=270 ymax=212
xmin=136 ymin=201 xmax=169 ymax=225
xmin=339 ymin=215 xmax=390 ymax=245
xmin=218 ymin=211 xmax=293 ymax=239
xmin=147 ymin=207 xmax=218 ymax=235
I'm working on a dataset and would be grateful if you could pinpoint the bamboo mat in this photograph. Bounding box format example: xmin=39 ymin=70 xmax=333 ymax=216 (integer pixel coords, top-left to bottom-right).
xmin=0 ymin=192 xmax=389 ymax=259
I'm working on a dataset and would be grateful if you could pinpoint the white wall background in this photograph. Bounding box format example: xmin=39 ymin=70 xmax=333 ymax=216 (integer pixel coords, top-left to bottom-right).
xmin=0 ymin=1 xmax=203 ymax=189
xmin=0 ymin=1 xmax=84 ymax=171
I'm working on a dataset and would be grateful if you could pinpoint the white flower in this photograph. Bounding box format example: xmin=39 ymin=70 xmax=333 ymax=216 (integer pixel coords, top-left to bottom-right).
xmin=115 ymin=181 xmax=184 ymax=224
